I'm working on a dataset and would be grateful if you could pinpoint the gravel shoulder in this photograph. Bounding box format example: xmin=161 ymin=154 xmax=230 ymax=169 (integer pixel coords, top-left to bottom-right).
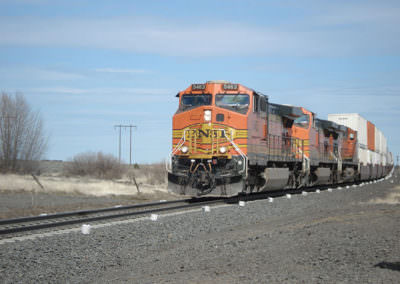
xmin=0 ymin=170 xmax=399 ymax=283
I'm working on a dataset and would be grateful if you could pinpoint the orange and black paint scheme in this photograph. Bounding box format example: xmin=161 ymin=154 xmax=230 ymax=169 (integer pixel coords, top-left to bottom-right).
xmin=167 ymin=81 xmax=388 ymax=197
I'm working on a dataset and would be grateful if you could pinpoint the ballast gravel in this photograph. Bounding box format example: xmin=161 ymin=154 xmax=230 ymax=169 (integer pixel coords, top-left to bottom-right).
xmin=1 ymin=171 xmax=400 ymax=283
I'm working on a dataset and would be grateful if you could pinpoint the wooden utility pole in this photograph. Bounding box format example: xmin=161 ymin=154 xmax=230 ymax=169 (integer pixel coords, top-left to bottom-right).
xmin=114 ymin=124 xmax=137 ymax=164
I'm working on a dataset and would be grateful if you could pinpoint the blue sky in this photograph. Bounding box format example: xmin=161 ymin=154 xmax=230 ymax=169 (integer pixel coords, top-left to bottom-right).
xmin=0 ymin=0 xmax=399 ymax=164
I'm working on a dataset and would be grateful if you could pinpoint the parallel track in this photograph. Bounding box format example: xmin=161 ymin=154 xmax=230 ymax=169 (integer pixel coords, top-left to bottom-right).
xmin=0 ymin=179 xmax=382 ymax=238
xmin=0 ymin=198 xmax=226 ymax=237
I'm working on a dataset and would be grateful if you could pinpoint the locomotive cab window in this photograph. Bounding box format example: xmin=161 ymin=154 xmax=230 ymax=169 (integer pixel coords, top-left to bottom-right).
xmin=260 ymin=96 xmax=267 ymax=112
xmin=253 ymin=93 xmax=259 ymax=112
xmin=253 ymin=93 xmax=267 ymax=114
xmin=294 ymin=114 xmax=310 ymax=128
xmin=215 ymin=94 xmax=249 ymax=114
xmin=180 ymin=94 xmax=212 ymax=111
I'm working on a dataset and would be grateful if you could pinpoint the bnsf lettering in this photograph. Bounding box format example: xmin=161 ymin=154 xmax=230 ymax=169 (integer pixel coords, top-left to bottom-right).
xmin=198 ymin=129 xmax=209 ymax=137
xmin=190 ymin=129 xmax=226 ymax=138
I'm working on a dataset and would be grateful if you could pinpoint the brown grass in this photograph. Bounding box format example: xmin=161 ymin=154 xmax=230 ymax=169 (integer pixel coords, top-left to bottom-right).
xmin=123 ymin=162 xmax=166 ymax=186
xmin=0 ymin=160 xmax=169 ymax=197
xmin=63 ymin=151 xmax=125 ymax=179
xmin=0 ymin=173 xmax=167 ymax=197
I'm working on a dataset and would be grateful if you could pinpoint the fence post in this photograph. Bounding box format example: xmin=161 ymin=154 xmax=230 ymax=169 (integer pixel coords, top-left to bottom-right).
xmin=31 ymin=174 xmax=44 ymax=190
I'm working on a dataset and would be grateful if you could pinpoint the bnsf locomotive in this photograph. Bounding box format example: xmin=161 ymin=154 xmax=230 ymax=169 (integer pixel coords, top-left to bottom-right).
xmin=167 ymin=81 xmax=393 ymax=197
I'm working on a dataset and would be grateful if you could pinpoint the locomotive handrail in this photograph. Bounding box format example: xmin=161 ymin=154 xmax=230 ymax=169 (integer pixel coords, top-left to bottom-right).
xmin=296 ymin=146 xmax=309 ymax=173
xmin=219 ymin=129 xmax=248 ymax=178
xmin=167 ymin=130 xmax=188 ymax=173
xmin=167 ymin=128 xmax=248 ymax=177
xmin=337 ymin=149 xmax=343 ymax=173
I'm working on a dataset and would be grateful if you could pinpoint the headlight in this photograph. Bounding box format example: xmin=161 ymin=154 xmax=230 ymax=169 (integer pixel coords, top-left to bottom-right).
xmin=204 ymin=110 xmax=212 ymax=122
xmin=219 ymin=146 xmax=227 ymax=154
xmin=181 ymin=146 xmax=188 ymax=153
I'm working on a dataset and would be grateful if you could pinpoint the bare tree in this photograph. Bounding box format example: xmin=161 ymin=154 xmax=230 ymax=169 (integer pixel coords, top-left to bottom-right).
xmin=0 ymin=92 xmax=48 ymax=173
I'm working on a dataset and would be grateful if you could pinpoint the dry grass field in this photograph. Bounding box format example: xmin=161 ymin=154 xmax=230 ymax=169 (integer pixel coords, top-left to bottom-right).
xmin=0 ymin=160 xmax=169 ymax=198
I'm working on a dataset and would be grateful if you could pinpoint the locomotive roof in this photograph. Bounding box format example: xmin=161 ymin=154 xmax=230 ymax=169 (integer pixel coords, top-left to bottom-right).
xmin=316 ymin=118 xmax=347 ymax=132
xmin=177 ymin=81 xmax=268 ymax=98
xmin=269 ymin=103 xmax=303 ymax=120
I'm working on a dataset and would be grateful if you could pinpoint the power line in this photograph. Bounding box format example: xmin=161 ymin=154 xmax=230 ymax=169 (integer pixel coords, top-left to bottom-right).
xmin=114 ymin=124 xmax=137 ymax=164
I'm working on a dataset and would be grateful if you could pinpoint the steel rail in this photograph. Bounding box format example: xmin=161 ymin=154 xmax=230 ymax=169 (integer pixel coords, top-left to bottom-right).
xmin=0 ymin=198 xmax=195 ymax=226
xmin=0 ymin=179 xmax=381 ymax=236
xmin=0 ymin=198 xmax=226 ymax=236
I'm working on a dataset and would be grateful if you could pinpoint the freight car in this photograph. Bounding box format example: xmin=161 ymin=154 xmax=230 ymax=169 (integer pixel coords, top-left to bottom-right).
xmin=167 ymin=81 xmax=393 ymax=197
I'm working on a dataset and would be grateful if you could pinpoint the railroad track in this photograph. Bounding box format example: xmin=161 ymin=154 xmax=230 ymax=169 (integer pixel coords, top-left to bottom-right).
xmin=0 ymin=179 xmax=382 ymax=239
xmin=0 ymin=198 xmax=227 ymax=238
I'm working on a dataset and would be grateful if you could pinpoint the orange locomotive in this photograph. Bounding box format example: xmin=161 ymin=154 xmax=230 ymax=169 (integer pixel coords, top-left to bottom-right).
xmin=167 ymin=81 xmax=389 ymax=197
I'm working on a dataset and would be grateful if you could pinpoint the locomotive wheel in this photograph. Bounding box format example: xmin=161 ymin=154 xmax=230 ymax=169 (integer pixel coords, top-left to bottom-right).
xmin=241 ymin=179 xmax=248 ymax=194
xmin=331 ymin=170 xmax=338 ymax=184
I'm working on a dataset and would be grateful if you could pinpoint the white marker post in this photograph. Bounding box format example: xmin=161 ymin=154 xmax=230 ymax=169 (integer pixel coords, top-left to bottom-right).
xmin=202 ymin=206 xmax=211 ymax=212
xmin=81 ymin=224 xmax=91 ymax=235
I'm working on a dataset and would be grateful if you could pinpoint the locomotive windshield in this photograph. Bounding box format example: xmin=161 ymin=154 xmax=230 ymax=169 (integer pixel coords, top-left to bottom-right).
xmin=180 ymin=94 xmax=212 ymax=110
xmin=215 ymin=94 xmax=249 ymax=114
xmin=294 ymin=114 xmax=310 ymax=128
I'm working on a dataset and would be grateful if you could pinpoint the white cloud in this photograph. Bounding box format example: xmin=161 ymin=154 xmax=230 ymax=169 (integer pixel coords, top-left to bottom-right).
xmin=23 ymin=87 xmax=89 ymax=95
xmin=271 ymin=86 xmax=400 ymax=125
xmin=22 ymin=86 xmax=170 ymax=95
xmin=0 ymin=0 xmax=49 ymax=3
xmin=0 ymin=67 xmax=84 ymax=81
xmin=17 ymin=86 xmax=174 ymax=104
xmin=309 ymin=2 xmax=400 ymax=26
xmin=68 ymin=109 xmax=159 ymax=117
xmin=94 ymin=68 xmax=147 ymax=74
xmin=1 ymin=1 xmax=399 ymax=57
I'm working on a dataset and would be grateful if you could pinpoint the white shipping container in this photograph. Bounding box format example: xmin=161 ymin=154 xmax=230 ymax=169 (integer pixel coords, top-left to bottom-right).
xmin=373 ymin=151 xmax=381 ymax=165
xmin=328 ymin=113 xmax=368 ymax=149
xmin=374 ymin=127 xmax=381 ymax=154
xmin=368 ymin=150 xmax=375 ymax=165
xmin=388 ymin=152 xmax=393 ymax=165
xmin=358 ymin=148 xmax=370 ymax=165
xmin=380 ymin=133 xmax=387 ymax=155
xmin=382 ymin=153 xmax=387 ymax=166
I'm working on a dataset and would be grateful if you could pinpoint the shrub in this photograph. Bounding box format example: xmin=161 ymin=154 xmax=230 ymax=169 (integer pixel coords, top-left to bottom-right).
xmin=64 ymin=151 xmax=125 ymax=179
xmin=142 ymin=162 xmax=166 ymax=185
